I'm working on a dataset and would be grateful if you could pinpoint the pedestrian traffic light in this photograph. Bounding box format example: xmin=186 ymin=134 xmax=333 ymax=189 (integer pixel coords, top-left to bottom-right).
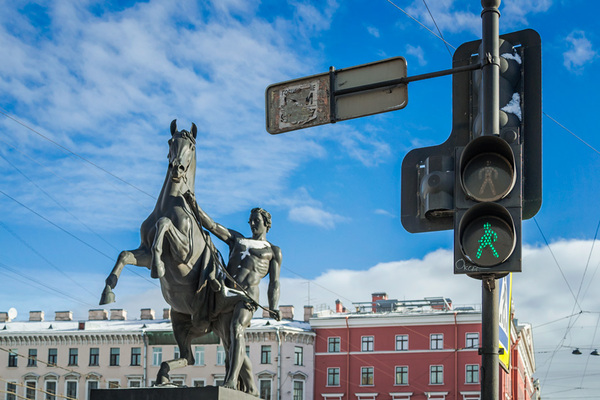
xmin=400 ymin=29 xmax=540 ymax=277
xmin=454 ymin=30 xmax=541 ymax=276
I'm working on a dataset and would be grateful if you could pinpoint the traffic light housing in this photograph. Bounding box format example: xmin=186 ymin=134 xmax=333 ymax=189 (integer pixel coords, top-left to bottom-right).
xmin=400 ymin=29 xmax=541 ymax=276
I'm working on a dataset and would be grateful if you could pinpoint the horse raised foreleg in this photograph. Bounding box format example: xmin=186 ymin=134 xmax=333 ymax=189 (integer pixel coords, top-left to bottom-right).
xmin=151 ymin=217 xmax=193 ymax=279
xmin=100 ymin=247 xmax=151 ymax=305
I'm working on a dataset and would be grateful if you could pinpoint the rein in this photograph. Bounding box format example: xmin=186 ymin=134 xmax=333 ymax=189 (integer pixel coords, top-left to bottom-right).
xmin=182 ymin=193 xmax=277 ymax=318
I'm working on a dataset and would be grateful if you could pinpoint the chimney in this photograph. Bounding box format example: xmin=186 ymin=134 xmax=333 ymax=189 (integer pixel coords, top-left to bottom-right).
xmin=88 ymin=309 xmax=108 ymax=320
xmin=280 ymin=305 xmax=294 ymax=320
xmin=110 ymin=309 xmax=127 ymax=321
xmin=335 ymin=300 xmax=345 ymax=313
xmin=304 ymin=306 xmax=314 ymax=322
xmin=141 ymin=308 xmax=155 ymax=320
xmin=163 ymin=308 xmax=171 ymax=320
xmin=0 ymin=312 xmax=9 ymax=322
xmin=29 ymin=311 xmax=44 ymax=322
xmin=371 ymin=292 xmax=388 ymax=313
xmin=55 ymin=311 xmax=73 ymax=321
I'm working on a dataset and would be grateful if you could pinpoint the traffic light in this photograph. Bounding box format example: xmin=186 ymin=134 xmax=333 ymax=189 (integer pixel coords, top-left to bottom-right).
xmin=454 ymin=30 xmax=541 ymax=276
xmin=400 ymin=29 xmax=541 ymax=276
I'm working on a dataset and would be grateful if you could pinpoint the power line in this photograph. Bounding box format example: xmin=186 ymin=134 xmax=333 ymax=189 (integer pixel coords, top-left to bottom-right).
xmin=422 ymin=0 xmax=453 ymax=58
xmin=544 ymin=112 xmax=600 ymax=156
xmin=386 ymin=0 xmax=456 ymax=51
xmin=0 ymin=108 xmax=156 ymax=199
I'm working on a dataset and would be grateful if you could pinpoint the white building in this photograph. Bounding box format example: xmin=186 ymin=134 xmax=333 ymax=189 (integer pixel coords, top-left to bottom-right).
xmin=0 ymin=306 xmax=314 ymax=400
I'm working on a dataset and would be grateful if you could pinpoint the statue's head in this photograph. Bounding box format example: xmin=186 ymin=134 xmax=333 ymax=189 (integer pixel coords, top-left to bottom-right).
xmin=249 ymin=207 xmax=272 ymax=233
xmin=168 ymin=119 xmax=197 ymax=183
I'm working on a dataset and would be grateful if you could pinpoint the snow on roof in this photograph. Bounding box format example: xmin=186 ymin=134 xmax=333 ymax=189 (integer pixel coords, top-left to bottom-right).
xmin=0 ymin=318 xmax=312 ymax=335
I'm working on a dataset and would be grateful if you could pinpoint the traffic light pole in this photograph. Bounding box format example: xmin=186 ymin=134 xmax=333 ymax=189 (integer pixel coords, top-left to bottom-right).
xmin=480 ymin=2 xmax=501 ymax=400
xmin=481 ymin=275 xmax=500 ymax=400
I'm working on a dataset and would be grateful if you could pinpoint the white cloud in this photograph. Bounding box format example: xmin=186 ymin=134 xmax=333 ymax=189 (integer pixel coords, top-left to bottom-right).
xmin=288 ymin=205 xmax=348 ymax=229
xmin=406 ymin=44 xmax=427 ymax=67
xmin=401 ymin=0 xmax=551 ymax=37
xmin=563 ymin=30 xmax=597 ymax=72
xmin=367 ymin=25 xmax=380 ymax=38
xmin=0 ymin=1 xmax=368 ymax=231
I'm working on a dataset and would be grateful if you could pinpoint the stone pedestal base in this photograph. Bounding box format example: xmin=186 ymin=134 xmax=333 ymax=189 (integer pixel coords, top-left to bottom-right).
xmin=90 ymin=386 xmax=257 ymax=400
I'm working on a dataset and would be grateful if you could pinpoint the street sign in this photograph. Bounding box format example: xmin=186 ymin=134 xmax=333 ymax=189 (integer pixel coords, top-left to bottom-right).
xmin=266 ymin=56 xmax=407 ymax=134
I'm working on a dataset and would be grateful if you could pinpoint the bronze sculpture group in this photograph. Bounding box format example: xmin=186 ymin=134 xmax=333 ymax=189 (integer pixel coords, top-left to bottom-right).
xmin=99 ymin=120 xmax=281 ymax=394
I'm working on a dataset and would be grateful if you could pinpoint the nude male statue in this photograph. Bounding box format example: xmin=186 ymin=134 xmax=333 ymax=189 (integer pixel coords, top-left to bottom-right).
xmin=184 ymin=191 xmax=282 ymax=393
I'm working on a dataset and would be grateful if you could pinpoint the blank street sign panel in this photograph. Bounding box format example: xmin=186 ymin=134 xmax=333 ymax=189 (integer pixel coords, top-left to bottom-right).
xmin=266 ymin=56 xmax=408 ymax=134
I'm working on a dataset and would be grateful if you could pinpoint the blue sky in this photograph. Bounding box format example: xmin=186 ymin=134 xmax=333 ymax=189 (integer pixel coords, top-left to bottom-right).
xmin=1 ymin=0 xmax=600 ymax=398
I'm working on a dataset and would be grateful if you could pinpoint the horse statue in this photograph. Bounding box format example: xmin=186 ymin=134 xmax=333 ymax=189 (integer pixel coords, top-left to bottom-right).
xmin=99 ymin=120 xmax=234 ymax=385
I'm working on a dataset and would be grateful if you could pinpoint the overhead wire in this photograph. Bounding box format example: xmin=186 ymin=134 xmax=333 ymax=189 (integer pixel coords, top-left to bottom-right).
xmin=422 ymin=0 xmax=454 ymax=57
xmin=0 ymin=107 xmax=156 ymax=199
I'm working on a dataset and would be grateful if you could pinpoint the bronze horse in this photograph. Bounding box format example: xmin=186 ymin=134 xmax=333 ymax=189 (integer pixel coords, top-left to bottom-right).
xmin=100 ymin=120 xmax=234 ymax=384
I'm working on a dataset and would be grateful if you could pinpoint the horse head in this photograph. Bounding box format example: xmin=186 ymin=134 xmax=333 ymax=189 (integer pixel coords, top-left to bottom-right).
xmin=168 ymin=119 xmax=197 ymax=184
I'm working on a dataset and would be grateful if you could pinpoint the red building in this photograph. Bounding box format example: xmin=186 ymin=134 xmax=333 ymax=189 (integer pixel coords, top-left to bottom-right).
xmin=310 ymin=293 xmax=537 ymax=400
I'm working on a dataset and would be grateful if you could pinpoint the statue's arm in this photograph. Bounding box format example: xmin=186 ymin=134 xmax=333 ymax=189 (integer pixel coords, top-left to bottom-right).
xmin=184 ymin=191 xmax=235 ymax=243
xmin=267 ymin=245 xmax=282 ymax=321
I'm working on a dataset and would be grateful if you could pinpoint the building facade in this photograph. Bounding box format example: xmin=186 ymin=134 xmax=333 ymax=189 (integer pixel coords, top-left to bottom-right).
xmin=310 ymin=294 xmax=538 ymax=400
xmin=0 ymin=306 xmax=314 ymax=400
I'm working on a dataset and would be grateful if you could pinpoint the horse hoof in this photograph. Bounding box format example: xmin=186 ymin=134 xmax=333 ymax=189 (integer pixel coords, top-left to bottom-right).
xmin=99 ymin=285 xmax=116 ymax=305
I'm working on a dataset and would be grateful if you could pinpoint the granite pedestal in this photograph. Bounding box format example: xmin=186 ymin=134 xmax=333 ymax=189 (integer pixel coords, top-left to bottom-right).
xmin=90 ymin=386 xmax=258 ymax=400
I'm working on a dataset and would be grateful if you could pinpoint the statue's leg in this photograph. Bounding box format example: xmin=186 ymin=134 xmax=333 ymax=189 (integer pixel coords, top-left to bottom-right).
xmin=151 ymin=217 xmax=194 ymax=279
xmin=156 ymin=310 xmax=194 ymax=385
xmin=223 ymin=303 xmax=253 ymax=390
xmin=100 ymin=247 xmax=150 ymax=305
xmin=238 ymin=354 xmax=258 ymax=395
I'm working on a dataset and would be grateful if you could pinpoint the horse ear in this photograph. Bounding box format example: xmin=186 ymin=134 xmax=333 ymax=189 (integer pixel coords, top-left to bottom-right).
xmin=170 ymin=119 xmax=177 ymax=136
xmin=191 ymin=123 xmax=197 ymax=139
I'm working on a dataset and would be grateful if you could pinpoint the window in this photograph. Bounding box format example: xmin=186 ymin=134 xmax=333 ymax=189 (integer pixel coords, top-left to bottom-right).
xmin=66 ymin=381 xmax=77 ymax=400
xmin=430 ymin=334 xmax=443 ymax=350
xmin=193 ymin=380 xmax=206 ymax=387
xmin=68 ymin=348 xmax=78 ymax=366
xmin=194 ymin=346 xmax=205 ymax=366
xmin=6 ymin=381 xmax=17 ymax=400
xmin=89 ymin=348 xmax=99 ymax=366
xmin=293 ymin=381 xmax=304 ymax=400
xmin=48 ymin=348 xmax=57 ymax=366
xmin=8 ymin=349 xmax=17 ymax=367
xmin=131 ymin=347 xmax=141 ymax=366
xmin=214 ymin=378 xmax=225 ymax=386
xmin=361 ymin=336 xmax=374 ymax=352
xmin=46 ymin=381 xmax=57 ymax=400
xmin=259 ymin=379 xmax=272 ymax=400
xmin=466 ymin=333 xmax=479 ymax=349
xmin=327 ymin=368 xmax=340 ymax=386
xmin=294 ymin=346 xmax=303 ymax=366
xmin=261 ymin=345 xmax=271 ymax=364
xmin=328 ymin=337 xmax=340 ymax=353
xmin=430 ymin=365 xmax=444 ymax=384
xmin=27 ymin=349 xmax=37 ymax=367
xmin=246 ymin=345 xmax=250 ymax=357
xmin=25 ymin=381 xmax=36 ymax=400
xmin=110 ymin=348 xmax=120 ymax=366
xmin=395 ymin=366 xmax=408 ymax=385
xmin=174 ymin=346 xmax=180 ymax=359
xmin=466 ymin=364 xmax=479 ymax=383
xmin=108 ymin=381 xmax=120 ymax=389
xmin=361 ymin=367 xmax=374 ymax=386
xmin=395 ymin=335 xmax=408 ymax=351
xmin=128 ymin=380 xmax=141 ymax=388
xmin=152 ymin=347 xmax=162 ymax=366
xmin=216 ymin=346 xmax=226 ymax=366
xmin=87 ymin=381 xmax=98 ymax=400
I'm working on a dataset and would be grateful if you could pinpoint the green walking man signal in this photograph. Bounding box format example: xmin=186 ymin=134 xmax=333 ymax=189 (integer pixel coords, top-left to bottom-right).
xmin=477 ymin=222 xmax=499 ymax=259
